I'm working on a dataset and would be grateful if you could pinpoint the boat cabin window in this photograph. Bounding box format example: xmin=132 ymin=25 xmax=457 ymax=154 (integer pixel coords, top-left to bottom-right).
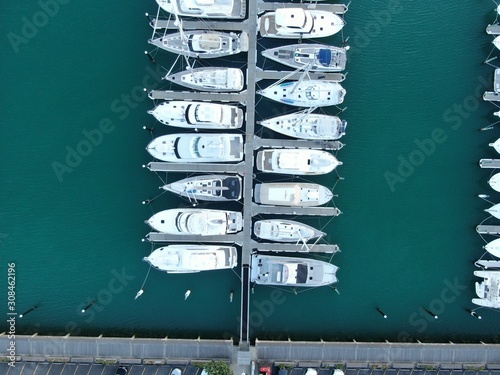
xmin=296 ymin=264 xmax=308 ymax=283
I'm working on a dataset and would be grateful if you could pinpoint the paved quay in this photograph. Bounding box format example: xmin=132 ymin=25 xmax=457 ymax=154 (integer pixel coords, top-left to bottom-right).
xmin=3 ymin=335 xmax=500 ymax=375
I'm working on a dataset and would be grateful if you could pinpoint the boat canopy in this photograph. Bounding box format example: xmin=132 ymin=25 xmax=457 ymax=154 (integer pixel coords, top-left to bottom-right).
xmin=318 ymin=49 xmax=332 ymax=66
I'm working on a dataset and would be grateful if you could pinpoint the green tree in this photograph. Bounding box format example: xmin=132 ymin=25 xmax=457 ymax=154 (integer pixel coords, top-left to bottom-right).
xmin=202 ymin=361 xmax=234 ymax=375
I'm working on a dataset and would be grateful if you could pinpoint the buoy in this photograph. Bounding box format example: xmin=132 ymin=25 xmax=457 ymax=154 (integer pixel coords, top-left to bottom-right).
xmin=229 ymin=290 xmax=234 ymax=303
xmin=19 ymin=305 xmax=38 ymax=318
xmin=377 ymin=308 xmax=388 ymax=319
xmin=424 ymin=308 xmax=438 ymax=319
xmin=81 ymin=300 xmax=97 ymax=313
xmin=184 ymin=290 xmax=191 ymax=300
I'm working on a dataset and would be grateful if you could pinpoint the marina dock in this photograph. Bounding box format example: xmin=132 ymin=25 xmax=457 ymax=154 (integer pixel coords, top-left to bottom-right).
xmin=476 ymin=225 xmax=500 ymax=234
xmin=479 ymin=159 xmax=500 ymax=168
xmin=144 ymin=0 xmax=347 ymax=352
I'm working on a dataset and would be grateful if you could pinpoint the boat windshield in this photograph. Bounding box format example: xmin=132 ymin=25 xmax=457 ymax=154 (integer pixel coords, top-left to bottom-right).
xmin=305 ymin=86 xmax=319 ymax=101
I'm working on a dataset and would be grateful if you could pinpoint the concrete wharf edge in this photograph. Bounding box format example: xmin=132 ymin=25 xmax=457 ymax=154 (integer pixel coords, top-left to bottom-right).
xmin=3 ymin=335 xmax=500 ymax=369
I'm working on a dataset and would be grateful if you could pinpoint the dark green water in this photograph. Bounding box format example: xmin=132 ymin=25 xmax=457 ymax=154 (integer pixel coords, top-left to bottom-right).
xmin=1 ymin=0 xmax=500 ymax=343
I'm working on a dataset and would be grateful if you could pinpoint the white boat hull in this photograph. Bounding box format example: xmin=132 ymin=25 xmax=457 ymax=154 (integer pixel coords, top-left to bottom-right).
xmin=165 ymin=67 xmax=244 ymax=92
xmin=147 ymin=208 xmax=243 ymax=235
xmin=143 ymin=245 xmax=238 ymax=273
xmin=256 ymin=149 xmax=341 ymax=175
xmin=254 ymin=182 xmax=333 ymax=207
xmin=485 ymin=237 xmax=500 ymax=258
xmin=254 ymin=219 xmax=325 ymax=243
xmin=156 ymin=0 xmax=246 ymax=19
xmin=489 ymin=173 xmax=500 ymax=192
xmin=262 ymin=44 xmax=347 ymax=72
xmin=258 ymin=112 xmax=347 ymax=140
xmin=258 ymin=9 xmax=344 ymax=39
xmin=148 ymin=101 xmax=243 ymax=129
xmin=146 ymin=133 xmax=244 ymax=162
xmin=489 ymin=138 xmax=500 ymax=154
xmin=149 ymin=31 xmax=247 ymax=59
xmin=257 ymin=80 xmax=346 ymax=107
xmin=250 ymin=254 xmax=338 ymax=287
xmin=162 ymin=174 xmax=242 ymax=201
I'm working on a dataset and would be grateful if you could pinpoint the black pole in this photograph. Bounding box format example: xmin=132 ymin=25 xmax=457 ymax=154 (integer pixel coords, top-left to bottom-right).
xmin=19 ymin=305 xmax=38 ymax=318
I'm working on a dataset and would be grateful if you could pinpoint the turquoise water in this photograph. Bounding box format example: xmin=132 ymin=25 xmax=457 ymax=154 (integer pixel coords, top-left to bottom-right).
xmin=1 ymin=0 xmax=500 ymax=342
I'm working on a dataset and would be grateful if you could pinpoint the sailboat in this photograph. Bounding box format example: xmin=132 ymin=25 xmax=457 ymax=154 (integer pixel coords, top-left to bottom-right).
xmin=162 ymin=174 xmax=242 ymax=202
xmin=149 ymin=30 xmax=249 ymax=59
xmin=258 ymin=110 xmax=347 ymax=140
xmin=262 ymin=44 xmax=347 ymax=72
xmin=165 ymin=67 xmax=244 ymax=92
xmin=257 ymin=80 xmax=346 ymax=107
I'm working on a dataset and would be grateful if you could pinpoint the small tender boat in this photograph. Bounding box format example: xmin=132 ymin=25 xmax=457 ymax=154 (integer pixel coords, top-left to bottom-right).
xmin=256 ymin=149 xmax=341 ymax=175
xmin=258 ymin=111 xmax=346 ymax=140
xmin=165 ymin=67 xmax=244 ymax=92
xmin=156 ymin=0 xmax=246 ymax=19
xmin=143 ymin=245 xmax=238 ymax=273
xmin=250 ymin=254 xmax=339 ymax=287
xmin=262 ymin=44 xmax=347 ymax=72
xmin=162 ymin=174 xmax=242 ymax=202
xmin=257 ymin=80 xmax=346 ymax=107
xmin=254 ymin=182 xmax=333 ymax=207
xmin=254 ymin=219 xmax=325 ymax=243
xmin=146 ymin=133 xmax=244 ymax=162
xmin=472 ymin=270 xmax=500 ymax=308
xmin=148 ymin=101 xmax=244 ymax=129
xmin=486 ymin=203 xmax=500 ymax=219
xmin=490 ymin=138 xmax=500 ymax=154
xmin=489 ymin=173 xmax=500 ymax=192
xmin=146 ymin=208 xmax=243 ymax=235
xmin=485 ymin=238 xmax=500 ymax=258
xmin=149 ymin=30 xmax=248 ymax=59
xmin=258 ymin=8 xmax=345 ymax=39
